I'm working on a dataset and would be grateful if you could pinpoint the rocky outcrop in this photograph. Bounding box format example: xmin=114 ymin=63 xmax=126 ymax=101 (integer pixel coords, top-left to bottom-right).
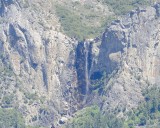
xmin=86 ymin=3 xmax=160 ymax=113
xmin=73 ymin=3 xmax=160 ymax=115
xmin=0 ymin=0 xmax=160 ymax=127
xmin=0 ymin=0 xmax=78 ymax=127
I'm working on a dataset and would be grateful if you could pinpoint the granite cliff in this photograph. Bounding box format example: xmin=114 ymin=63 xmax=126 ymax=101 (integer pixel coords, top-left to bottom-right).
xmin=0 ymin=0 xmax=160 ymax=127
xmin=0 ymin=0 xmax=78 ymax=127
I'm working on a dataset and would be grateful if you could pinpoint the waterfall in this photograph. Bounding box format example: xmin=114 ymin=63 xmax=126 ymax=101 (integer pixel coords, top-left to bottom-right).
xmin=84 ymin=41 xmax=90 ymax=96
xmin=75 ymin=41 xmax=92 ymax=103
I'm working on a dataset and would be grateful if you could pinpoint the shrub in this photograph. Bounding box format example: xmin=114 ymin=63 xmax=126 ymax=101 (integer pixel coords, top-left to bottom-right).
xmin=55 ymin=4 xmax=114 ymax=41
xmin=0 ymin=108 xmax=25 ymax=128
xmin=65 ymin=106 xmax=124 ymax=128
xmin=125 ymin=86 xmax=160 ymax=127
xmin=24 ymin=92 xmax=38 ymax=101
xmin=103 ymin=0 xmax=150 ymax=15
xmin=2 ymin=94 xmax=14 ymax=108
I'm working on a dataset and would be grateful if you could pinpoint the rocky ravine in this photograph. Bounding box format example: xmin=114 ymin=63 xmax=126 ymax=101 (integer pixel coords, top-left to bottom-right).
xmin=0 ymin=0 xmax=160 ymax=127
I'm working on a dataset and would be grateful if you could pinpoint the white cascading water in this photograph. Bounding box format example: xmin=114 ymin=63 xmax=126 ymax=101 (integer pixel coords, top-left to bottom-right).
xmin=83 ymin=41 xmax=90 ymax=103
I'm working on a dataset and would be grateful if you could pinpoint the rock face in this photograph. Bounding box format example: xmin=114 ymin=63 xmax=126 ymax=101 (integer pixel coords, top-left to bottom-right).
xmin=83 ymin=3 xmax=160 ymax=113
xmin=0 ymin=0 xmax=160 ymax=127
xmin=0 ymin=0 xmax=78 ymax=127
xmin=73 ymin=3 xmax=160 ymax=114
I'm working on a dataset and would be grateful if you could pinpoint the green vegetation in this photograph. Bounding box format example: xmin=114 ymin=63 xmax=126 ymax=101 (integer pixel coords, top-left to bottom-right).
xmin=55 ymin=4 xmax=115 ymax=41
xmin=0 ymin=63 xmax=14 ymax=77
xmin=24 ymin=92 xmax=38 ymax=101
xmin=65 ymin=106 xmax=123 ymax=128
xmin=66 ymin=86 xmax=160 ymax=128
xmin=90 ymin=72 xmax=105 ymax=89
xmin=124 ymin=86 xmax=160 ymax=127
xmin=55 ymin=0 xmax=154 ymax=41
xmin=2 ymin=94 xmax=15 ymax=108
xmin=103 ymin=0 xmax=150 ymax=15
xmin=0 ymin=107 xmax=46 ymax=128
xmin=23 ymin=92 xmax=38 ymax=105
xmin=0 ymin=108 xmax=25 ymax=128
xmin=1 ymin=85 xmax=159 ymax=128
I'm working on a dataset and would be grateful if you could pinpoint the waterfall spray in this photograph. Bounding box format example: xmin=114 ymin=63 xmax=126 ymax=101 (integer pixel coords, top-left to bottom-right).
xmin=85 ymin=42 xmax=89 ymax=94
xmin=83 ymin=41 xmax=90 ymax=104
